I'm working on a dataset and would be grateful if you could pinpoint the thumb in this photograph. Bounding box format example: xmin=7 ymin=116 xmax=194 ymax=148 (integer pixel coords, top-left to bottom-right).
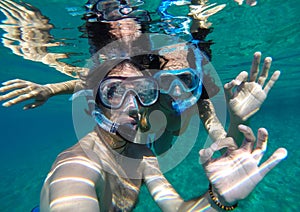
xmin=23 ymin=101 xmax=45 ymax=110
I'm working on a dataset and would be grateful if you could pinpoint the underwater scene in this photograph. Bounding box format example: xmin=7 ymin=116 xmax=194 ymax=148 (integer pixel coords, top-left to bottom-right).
xmin=0 ymin=0 xmax=299 ymax=211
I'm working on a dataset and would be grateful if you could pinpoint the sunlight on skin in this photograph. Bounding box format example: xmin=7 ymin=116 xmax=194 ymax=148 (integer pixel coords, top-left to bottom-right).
xmin=50 ymin=195 xmax=99 ymax=208
xmin=199 ymin=124 xmax=288 ymax=204
xmin=208 ymin=155 xmax=258 ymax=182
xmin=220 ymin=148 xmax=287 ymax=196
xmin=45 ymin=159 xmax=103 ymax=183
xmin=188 ymin=200 xmax=211 ymax=212
xmin=50 ymin=177 xmax=95 ymax=187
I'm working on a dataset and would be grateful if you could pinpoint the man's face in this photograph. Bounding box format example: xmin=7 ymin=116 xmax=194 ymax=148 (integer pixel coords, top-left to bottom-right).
xmin=99 ymin=61 xmax=156 ymax=133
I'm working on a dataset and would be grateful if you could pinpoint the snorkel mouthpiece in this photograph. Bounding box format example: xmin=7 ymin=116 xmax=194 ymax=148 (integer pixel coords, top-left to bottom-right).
xmin=92 ymin=106 xmax=138 ymax=142
xmin=92 ymin=107 xmax=119 ymax=134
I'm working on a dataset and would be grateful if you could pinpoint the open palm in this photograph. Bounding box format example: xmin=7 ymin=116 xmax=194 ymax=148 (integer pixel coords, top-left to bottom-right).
xmin=200 ymin=125 xmax=287 ymax=204
xmin=224 ymin=52 xmax=280 ymax=121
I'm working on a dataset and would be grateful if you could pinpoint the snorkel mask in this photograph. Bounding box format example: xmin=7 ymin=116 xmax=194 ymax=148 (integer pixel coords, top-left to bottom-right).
xmin=93 ymin=75 xmax=159 ymax=142
xmin=98 ymin=76 xmax=159 ymax=109
xmin=154 ymin=44 xmax=203 ymax=114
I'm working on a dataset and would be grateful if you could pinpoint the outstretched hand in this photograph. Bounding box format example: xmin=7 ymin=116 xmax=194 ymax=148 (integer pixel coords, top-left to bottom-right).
xmin=224 ymin=52 xmax=280 ymax=122
xmin=199 ymin=125 xmax=287 ymax=204
xmin=0 ymin=79 xmax=53 ymax=109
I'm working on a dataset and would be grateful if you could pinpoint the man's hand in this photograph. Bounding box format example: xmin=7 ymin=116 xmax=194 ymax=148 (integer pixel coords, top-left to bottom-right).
xmin=224 ymin=52 xmax=280 ymax=122
xmin=199 ymin=125 xmax=287 ymax=204
xmin=0 ymin=79 xmax=53 ymax=109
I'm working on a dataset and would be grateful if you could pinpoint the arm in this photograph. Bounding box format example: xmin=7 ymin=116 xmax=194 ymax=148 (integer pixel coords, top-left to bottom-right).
xmin=40 ymin=137 xmax=103 ymax=212
xmin=198 ymin=98 xmax=227 ymax=142
xmin=225 ymin=52 xmax=280 ymax=146
xmin=143 ymin=156 xmax=219 ymax=212
xmin=0 ymin=79 xmax=81 ymax=109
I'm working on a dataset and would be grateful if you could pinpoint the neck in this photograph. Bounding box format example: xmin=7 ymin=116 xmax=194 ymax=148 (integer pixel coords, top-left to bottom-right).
xmin=95 ymin=126 xmax=127 ymax=153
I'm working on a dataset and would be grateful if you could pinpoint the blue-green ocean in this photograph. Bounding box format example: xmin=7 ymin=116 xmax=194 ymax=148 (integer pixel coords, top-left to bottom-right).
xmin=0 ymin=0 xmax=299 ymax=211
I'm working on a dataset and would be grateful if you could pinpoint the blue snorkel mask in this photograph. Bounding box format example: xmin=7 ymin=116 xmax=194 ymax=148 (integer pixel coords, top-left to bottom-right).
xmin=154 ymin=44 xmax=203 ymax=114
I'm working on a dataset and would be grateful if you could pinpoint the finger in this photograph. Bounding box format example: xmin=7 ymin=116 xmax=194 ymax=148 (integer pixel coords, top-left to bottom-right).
xmin=4 ymin=0 xmax=31 ymax=15
xmin=224 ymin=76 xmax=246 ymax=100
xmin=235 ymin=71 xmax=249 ymax=84
xmin=250 ymin=52 xmax=261 ymax=82
xmin=0 ymin=87 xmax=31 ymax=101
xmin=23 ymin=100 xmax=44 ymax=110
xmin=252 ymin=128 xmax=268 ymax=163
xmin=0 ymin=82 xmax=29 ymax=93
xmin=0 ymin=0 xmax=22 ymax=21
xmin=3 ymin=0 xmax=29 ymax=17
xmin=0 ymin=8 xmax=13 ymax=24
xmin=199 ymin=137 xmax=238 ymax=164
xmin=1 ymin=79 xmax=26 ymax=86
xmin=2 ymin=92 xmax=35 ymax=107
xmin=263 ymin=70 xmax=280 ymax=95
xmin=239 ymin=124 xmax=256 ymax=152
xmin=259 ymin=148 xmax=288 ymax=178
xmin=199 ymin=148 xmax=213 ymax=165
xmin=223 ymin=82 xmax=233 ymax=101
xmin=257 ymin=57 xmax=272 ymax=86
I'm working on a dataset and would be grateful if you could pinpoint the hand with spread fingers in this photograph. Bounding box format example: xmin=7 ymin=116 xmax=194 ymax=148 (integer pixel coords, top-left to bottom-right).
xmin=225 ymin=52 xmax=280 ymax=123
xmin=200 ymin=125 xmax=287 ymax=207
xmin=0 ymin=79 xmax=78 ymax=109
xmin=0 ymin=79 xmax=53 ymax=110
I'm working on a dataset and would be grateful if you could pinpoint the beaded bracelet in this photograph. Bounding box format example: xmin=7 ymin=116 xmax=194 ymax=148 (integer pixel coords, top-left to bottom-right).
xmin=208 ymin=184 xmax=238 ymax=211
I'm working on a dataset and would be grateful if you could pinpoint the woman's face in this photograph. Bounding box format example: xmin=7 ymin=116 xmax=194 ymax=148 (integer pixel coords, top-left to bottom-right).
xmin=155 ymin=44 xmax=196 ymax=112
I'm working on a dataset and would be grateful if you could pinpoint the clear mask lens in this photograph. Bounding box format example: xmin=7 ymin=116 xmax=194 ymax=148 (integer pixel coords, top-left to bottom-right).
xmin=99 ymin=77 xmax=159 ymax=109
xmin=153 ymin=68 xmax=200 ymax=94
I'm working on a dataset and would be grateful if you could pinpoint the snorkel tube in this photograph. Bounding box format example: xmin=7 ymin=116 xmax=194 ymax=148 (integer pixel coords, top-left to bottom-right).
xmin=171 ymin=44 xmax=203 ymax=114
xmin=92 ymin=103 xmax=138 ymax=142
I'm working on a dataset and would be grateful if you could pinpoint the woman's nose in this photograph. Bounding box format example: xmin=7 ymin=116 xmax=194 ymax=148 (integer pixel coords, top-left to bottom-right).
xmin=171 ymin=85 xmax=182 ymax=97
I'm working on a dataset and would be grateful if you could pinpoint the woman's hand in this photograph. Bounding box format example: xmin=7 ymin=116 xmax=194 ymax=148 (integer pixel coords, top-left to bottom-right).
xmin=224 ymin=52 xmax=280 ymax=122
xmin=0 ymin=79 xmax=53 ymax=109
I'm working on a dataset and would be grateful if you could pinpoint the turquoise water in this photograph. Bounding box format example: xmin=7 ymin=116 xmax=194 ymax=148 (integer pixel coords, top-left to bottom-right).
xmin=0 ymin=0 xmax=299 ymax=211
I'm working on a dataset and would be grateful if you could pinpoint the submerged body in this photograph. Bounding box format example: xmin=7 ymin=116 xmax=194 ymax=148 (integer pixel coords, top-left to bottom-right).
xmin=41 ymin=130 xmax=145 ymax=211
